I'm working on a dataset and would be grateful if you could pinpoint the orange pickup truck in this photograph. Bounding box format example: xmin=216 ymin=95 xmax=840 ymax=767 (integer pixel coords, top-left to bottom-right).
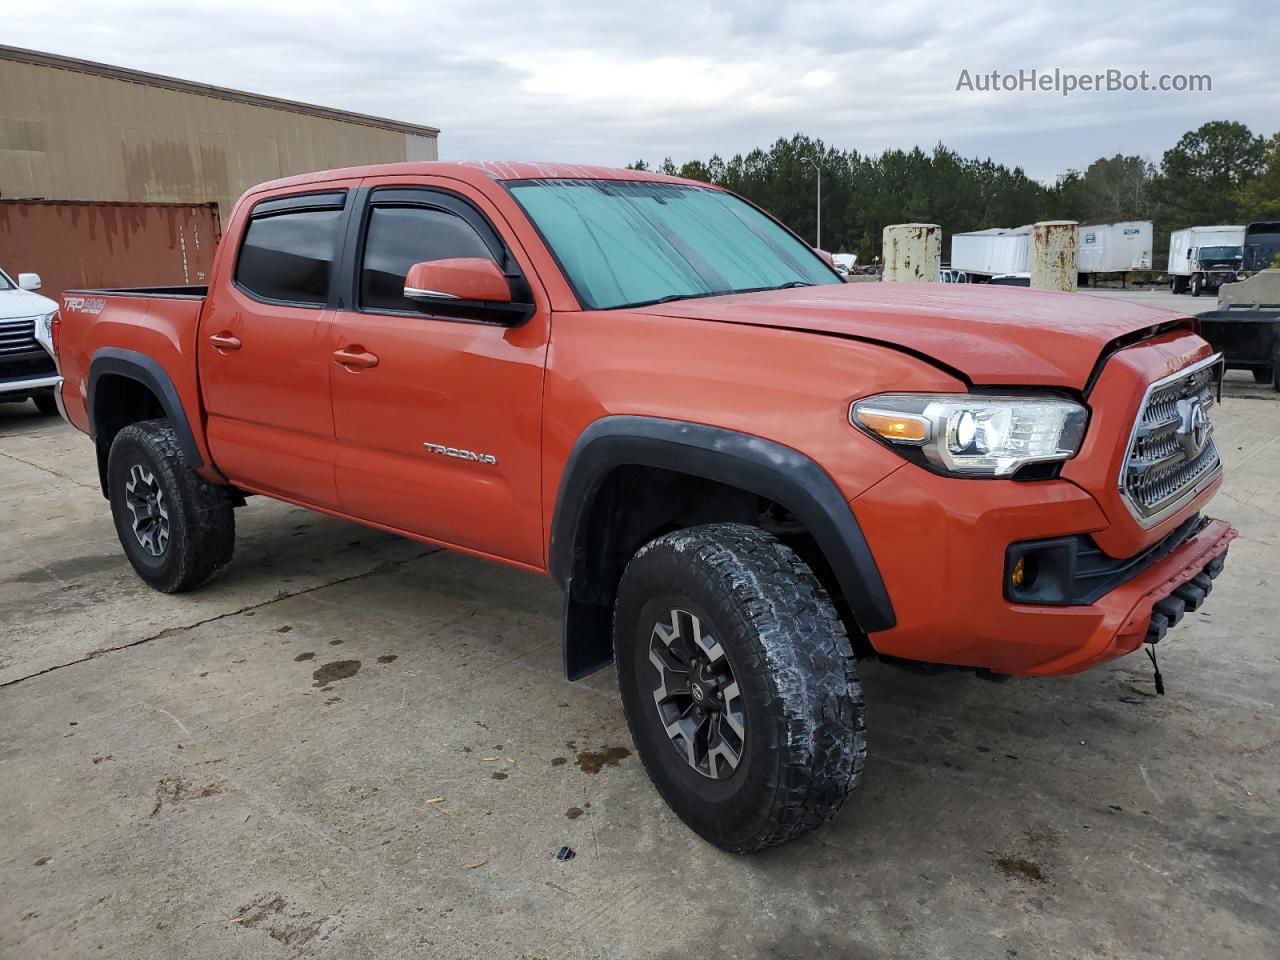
xmin=54 ymin=162 xmax=1235 ymax=852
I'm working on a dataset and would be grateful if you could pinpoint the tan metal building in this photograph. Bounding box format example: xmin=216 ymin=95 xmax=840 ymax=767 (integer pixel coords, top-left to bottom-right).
xmin=0 ymin=44 xmax=440 ymax=222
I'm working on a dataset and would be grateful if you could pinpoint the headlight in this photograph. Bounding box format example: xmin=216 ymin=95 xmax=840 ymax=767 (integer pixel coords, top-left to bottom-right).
xmin=851 ymin=394 xmax=1088 ymax=477
xmin=40 ymin=310 xmax=56 ymax=338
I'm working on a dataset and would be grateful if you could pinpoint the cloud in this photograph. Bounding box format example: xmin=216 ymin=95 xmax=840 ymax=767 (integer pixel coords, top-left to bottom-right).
xmin=3 ymin=0 xmax=1276 ymax=178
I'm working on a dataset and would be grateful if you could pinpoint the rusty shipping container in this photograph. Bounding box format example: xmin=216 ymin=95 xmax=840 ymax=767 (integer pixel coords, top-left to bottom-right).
xmin=0 ymin=200 xmax=220 ymax=303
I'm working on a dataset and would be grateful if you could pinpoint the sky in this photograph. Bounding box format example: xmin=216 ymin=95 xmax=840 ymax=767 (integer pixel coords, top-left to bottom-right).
xmin=2 ymin=0 xmax=1276 ymax=181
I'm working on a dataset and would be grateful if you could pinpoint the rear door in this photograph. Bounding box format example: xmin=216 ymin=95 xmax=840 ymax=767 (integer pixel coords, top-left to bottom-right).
xmin=327 ymin=180 xmax=549 ymax=567
xmin=200 ymin=186 xmax=357 ymax=507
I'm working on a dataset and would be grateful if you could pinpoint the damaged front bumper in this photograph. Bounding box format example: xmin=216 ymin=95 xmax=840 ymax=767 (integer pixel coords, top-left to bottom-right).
xmin=851 ymin=455 xmax=1238 ymax=675
xmin=1014 ymin=516 xmax=1236 ymax=675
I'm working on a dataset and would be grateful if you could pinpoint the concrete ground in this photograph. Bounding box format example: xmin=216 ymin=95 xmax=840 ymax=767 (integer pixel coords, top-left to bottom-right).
xmin=1078 ymin=287 xmax=1212 ymax=313
xmin=1 ymin=376 xmax=1277 ymax=960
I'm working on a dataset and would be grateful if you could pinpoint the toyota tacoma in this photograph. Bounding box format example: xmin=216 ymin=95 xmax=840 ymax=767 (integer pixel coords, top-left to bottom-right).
xmin=53 ymin=162 xmax=1236 ymax=852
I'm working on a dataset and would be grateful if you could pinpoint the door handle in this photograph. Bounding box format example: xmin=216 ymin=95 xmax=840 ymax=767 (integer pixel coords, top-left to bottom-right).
xmin=209 ymin=332 xmax=242 ymax=352
xmin=333 ymin=347 xmax=380 ymax=369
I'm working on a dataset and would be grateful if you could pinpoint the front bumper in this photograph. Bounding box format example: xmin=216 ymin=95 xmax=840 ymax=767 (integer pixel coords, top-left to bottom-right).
xmin=851 ymin=464 xmax=1237 ymax=676
xmin=0 ymin=372 xmax=61 ymax=399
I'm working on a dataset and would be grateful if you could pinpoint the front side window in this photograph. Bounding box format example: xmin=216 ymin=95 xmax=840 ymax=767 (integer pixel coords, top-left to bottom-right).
xmin=235 ymin=208 xmax=343 ymax=305
xmin=506 ymin=179 xmax=840 ymax=310
xmin=0 ymin=269 xmax=14 ymax=291
xmin=359 ymin=206 xmax=494 ymax=312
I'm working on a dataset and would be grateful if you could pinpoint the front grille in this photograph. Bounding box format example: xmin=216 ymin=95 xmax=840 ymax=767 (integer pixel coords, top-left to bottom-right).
xmin=0 ymin=316 xmax=55 ymax=383
xmin=1120 ymin=355 xmax=1223 ymax=526
xmin=0 ymin=317 xmax=39 ymax=355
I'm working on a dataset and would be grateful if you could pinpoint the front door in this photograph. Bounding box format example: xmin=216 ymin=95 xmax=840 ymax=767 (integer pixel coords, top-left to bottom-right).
xmin=328 ymin=181 xmax=549 ymax=567
xmin=200 ymin=186 xmax=358 ymax=508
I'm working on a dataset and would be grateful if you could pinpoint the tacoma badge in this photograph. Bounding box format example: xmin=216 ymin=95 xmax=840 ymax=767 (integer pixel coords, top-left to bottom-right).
xmin=423 ymin=442 xmax=497 ymax=465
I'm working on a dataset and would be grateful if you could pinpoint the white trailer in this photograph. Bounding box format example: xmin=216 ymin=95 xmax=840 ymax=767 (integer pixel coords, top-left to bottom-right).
xmin=831 ymin=253 xmax=858 ymax=276
xmin=1077 ymin=221 xmax=1153 ymax=274
xmin=950 ymin=226 xmax=1031 ymax=278
xmin=1168 ymin=225 xmax=1246 ymax=295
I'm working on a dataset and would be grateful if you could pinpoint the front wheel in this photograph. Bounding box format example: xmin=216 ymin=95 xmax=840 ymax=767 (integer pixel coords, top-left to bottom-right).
xmin=1190 ymin=275 xmax=1202 ymax=297
xmin=107 ymin=419 xmax=236 ymax=592
xmin=33 ymin=393 xmax=58 ymax=416
xmin=614 ymin=523 xmax=865 ymax=853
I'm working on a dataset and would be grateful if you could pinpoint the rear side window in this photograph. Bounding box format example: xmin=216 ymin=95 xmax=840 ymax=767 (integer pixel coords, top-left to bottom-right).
xmin=360 ymin=206 xmax=494 ymax=312
xmin=235 ymin=208 xmax=343 ymax=305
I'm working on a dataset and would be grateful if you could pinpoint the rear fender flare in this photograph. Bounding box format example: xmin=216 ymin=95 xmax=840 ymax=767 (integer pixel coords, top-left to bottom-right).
xmin=87 ymin=348 xmax=203 ymax=494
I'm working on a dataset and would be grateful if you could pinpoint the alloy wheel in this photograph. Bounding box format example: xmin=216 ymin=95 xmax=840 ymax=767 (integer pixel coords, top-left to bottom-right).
xmin=648 ymin=608 xmax=746 ymax=779
xmin=124 ymin=463 xmax=170 ymax=557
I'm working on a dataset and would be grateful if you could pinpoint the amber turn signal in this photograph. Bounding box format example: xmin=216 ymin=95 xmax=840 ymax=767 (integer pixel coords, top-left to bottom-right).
xmin=853 ymin=409 xmax=930 ymax=443
xmin=1010 ymin=555 xmax=1027 ymax=588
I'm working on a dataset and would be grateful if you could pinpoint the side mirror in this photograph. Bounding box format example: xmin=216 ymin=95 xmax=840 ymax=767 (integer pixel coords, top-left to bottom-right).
xmin=404 ymin=258 xmax=511 ymax=305
xmin=18 ymin=272 xmax=41 ymax=291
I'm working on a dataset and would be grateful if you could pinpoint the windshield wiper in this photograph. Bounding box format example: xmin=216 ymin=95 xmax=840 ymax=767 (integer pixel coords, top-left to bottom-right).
xmin=629 ymin=290 xmax=734 ymax=307
xmin=625 ymin=281 xmax=813 ymax=309
xmin=731 ymin=281 xmax=815 ymax=295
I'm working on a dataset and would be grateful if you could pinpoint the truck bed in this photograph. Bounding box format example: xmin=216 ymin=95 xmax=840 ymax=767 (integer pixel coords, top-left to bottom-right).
xmin=58 ymin=285 xmax=212 ymax=471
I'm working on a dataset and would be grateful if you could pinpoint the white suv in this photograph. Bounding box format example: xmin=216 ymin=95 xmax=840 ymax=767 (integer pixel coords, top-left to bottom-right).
xmin=0 ymin=267 xmax=60 ymax=415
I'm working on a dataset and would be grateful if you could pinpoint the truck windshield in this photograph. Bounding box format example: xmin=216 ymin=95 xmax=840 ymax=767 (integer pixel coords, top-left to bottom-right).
xmin=1244 ymin=225 xmax=1280 ymax=271
xmin=506 ymin=179 xmax=840 ymax=309
xmin=1198 ymin=246 xmax=1242 ymax=260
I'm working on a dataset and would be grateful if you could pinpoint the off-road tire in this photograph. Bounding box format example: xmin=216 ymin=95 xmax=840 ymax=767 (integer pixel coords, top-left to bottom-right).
xmin=614 ymin=522 xmax=865 ymax=853
xmin=107 ymin=419 xmax=235 ymax=593
xmin=33 ymin=393 xmax=58 ymax=415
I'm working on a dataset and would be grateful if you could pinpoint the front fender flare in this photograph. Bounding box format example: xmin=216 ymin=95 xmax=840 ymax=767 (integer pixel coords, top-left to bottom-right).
xmin=550 ymin=416 xmax=896 ymax=677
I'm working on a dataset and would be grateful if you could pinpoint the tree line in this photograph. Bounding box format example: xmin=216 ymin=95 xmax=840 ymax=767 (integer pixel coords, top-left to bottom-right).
xmin=628 ymin=121 xmax=1280 ymax=266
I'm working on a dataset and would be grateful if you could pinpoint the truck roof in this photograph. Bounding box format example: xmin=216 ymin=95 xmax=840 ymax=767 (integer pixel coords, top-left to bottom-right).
xmin=247 ymin=161 xmax=701 ymax=197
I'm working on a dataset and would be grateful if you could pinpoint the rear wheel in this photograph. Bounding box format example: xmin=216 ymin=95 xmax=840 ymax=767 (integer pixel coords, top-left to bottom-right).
xmin=1252 ymin=367 xmax=1273 ymax=385
xmin=107 ymin=420 xmax=235 ymax=592
xmin=614 ymin=522 xmax=865 ymax=853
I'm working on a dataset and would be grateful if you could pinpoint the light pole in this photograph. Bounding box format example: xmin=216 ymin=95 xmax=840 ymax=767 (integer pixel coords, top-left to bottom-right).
xmin=803 ymin=155 xmax=822 ymax=249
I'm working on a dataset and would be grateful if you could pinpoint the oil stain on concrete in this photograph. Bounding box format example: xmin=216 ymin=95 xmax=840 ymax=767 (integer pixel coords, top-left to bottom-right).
xmin=311 ymin=660 xmax=361 ymax=688
xmin=575 ymin=746 xmax=631 ymax=774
